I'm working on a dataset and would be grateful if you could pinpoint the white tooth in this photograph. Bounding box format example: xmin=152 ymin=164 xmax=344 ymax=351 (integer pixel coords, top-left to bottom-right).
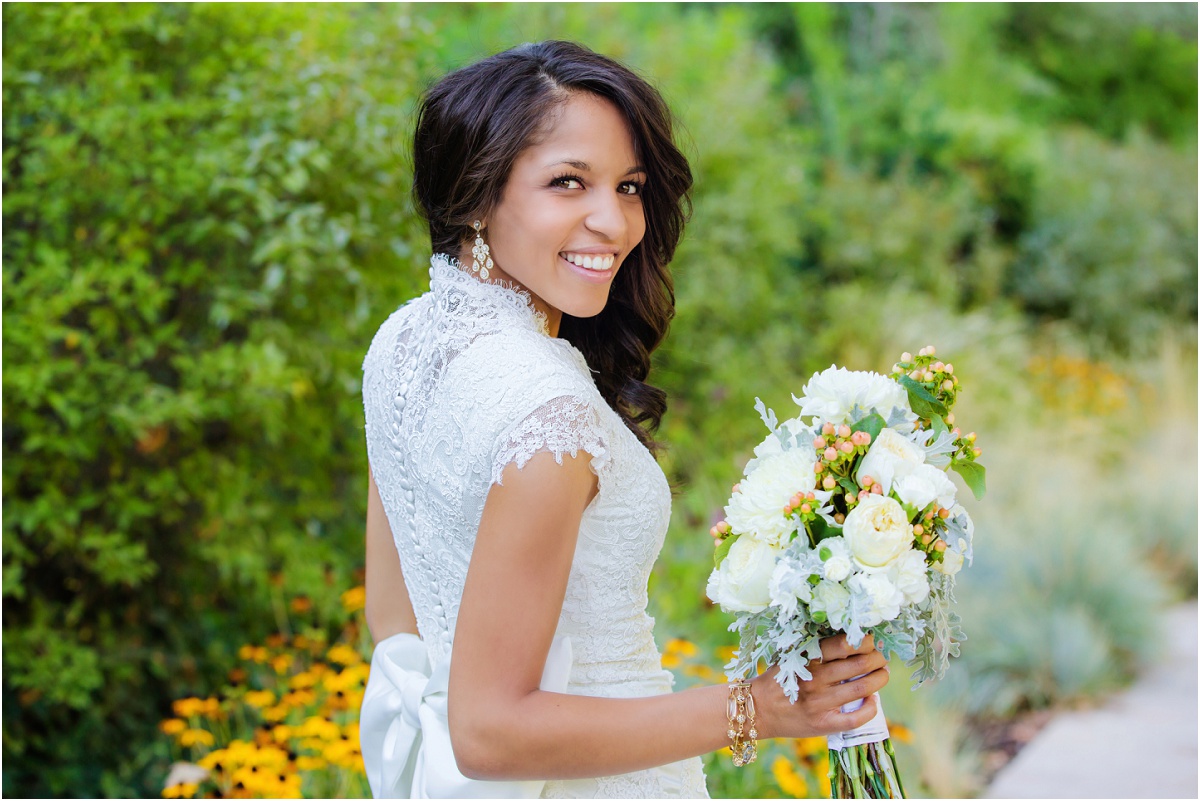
xmin=574 ymin=255 xmax=585 ymax=266
xmin=605 ymin=255 xmax=614 ymax=270
xmin=583 ymin=256 xmax=594 ymax=270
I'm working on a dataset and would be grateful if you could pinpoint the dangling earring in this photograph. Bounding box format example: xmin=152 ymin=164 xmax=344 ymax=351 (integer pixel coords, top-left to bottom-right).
xmin=470 ymin=221 xmax=493 ymax=280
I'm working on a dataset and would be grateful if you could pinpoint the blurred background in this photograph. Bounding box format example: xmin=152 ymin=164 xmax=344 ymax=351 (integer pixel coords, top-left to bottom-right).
xmin=3 ymin=3 xmax=1196 ymax=797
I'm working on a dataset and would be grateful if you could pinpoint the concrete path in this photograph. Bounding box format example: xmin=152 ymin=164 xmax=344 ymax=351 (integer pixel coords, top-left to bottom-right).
xmin=984 ymin=603 xmax=1197 ymax=799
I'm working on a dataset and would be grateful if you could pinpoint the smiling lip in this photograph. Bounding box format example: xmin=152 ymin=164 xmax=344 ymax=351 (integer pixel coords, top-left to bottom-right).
xmin=559 ymin=250 xmax=617 ymax=272
xmin=559 ymin=252 xmax=616 ymax=282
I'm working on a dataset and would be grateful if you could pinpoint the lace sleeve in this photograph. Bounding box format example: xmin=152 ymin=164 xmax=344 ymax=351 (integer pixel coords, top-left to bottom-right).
xmin=490 ymin=393 xmax=611 ymax=488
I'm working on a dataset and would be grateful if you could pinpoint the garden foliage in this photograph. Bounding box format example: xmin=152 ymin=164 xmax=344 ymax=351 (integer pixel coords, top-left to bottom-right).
xmin=3 ymin=3 xmax=1196 ymax=797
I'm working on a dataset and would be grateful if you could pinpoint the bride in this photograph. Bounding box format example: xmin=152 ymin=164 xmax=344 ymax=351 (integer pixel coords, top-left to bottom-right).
xmin=358 ymin=40 xmax=890 ymax=799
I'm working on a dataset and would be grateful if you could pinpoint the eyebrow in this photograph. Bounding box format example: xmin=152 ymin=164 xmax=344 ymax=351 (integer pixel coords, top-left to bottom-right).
xmin=545 ymin=159 xmax=647 ymax=176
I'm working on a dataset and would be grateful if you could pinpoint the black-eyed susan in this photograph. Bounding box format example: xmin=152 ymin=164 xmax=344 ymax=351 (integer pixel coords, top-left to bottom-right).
xmin=178 ymin=728 xmax=215 ymax=748
xmin=771 ymin=756 xmax=809 ymax=798
xmin=244 ymin=690 xmax=276 ymax=709
xmin=340 ymin=586 xmax=366 ymax=613
xmin=326 ymin=644 xmax=361 ymax=666
xmin=161 ymin=782 xmax=200 ymax=799
xmin=159 ymin=718 xmax=187 ymax=736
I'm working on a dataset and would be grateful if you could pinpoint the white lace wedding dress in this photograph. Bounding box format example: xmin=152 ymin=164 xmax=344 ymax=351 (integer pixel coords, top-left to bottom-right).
xmin=360 ymin=254 xmax=709 ymax=799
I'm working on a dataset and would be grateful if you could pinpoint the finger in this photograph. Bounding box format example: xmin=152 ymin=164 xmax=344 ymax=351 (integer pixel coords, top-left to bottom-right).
xmin=816 ymin=632 xmax=875 ymax=662
xmin=813 ymin=651 xmax=888 ymax=687
xmin=828 ymin=666 xmax=889 ymax=709
xmin=828 ymin=692 xmax=879 ymax=733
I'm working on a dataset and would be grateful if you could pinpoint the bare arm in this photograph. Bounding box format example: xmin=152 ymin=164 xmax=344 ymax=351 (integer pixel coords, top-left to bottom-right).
xmin=364 ymin=467 xmax=419 ymax=643
xmin=447 ymin=450 xmax=889 ymax=781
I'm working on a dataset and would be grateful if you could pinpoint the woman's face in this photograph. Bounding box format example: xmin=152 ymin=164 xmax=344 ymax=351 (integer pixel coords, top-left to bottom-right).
xmin=472 ymin=92 xmax=647 ymax=333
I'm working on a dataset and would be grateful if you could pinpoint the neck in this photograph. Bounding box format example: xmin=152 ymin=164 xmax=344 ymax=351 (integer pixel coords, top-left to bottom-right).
xmin=453 ymin=247 xmax=562 ymax=337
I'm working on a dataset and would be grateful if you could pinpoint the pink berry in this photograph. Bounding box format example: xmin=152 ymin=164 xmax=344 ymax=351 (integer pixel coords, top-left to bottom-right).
xmin=824 ymin=447 xmax=838 ymax=462
xmin=861 ymin=475 xmax=875 ymax=488
xmin=839 ymin=441 xmax=853 ymax=454
xmin=822 ymin=475 xmax=836 ymax=490
xmin=800 ymin=503 xmax=812 ymax=514
xmin=822 ymin=422 xmax=836 ymax=437
xmin=814 ymin=436 xmax=827 ymax=450
xmin=838 ymin=424 xmax=852 ymax=439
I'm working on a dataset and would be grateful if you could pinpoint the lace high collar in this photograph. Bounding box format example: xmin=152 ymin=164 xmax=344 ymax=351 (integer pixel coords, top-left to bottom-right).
xmin=429 ymin=253 xmax=551 ymax=337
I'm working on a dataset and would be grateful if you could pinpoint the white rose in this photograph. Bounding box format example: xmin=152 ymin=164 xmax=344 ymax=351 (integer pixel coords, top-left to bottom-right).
xmin=855 ymin=428 xmax=926 ymax=495
xmin=843 ymin=494 xmax=913 ymax=569
xmin=811 ymin=579 xmax=852 ymax=630
xmin=887 ymin=549 xmax=930 ymax=604
xmin=706 ymin=536 xmax=783 ymax=612
xmin=849 ymin=572 xmax=905 ymax=627
xmin=892 ymin=463 xmax=958 ymax=511
xmin=725 ymin=449 xmax=815 ymax=547
xmin=794 ymin=366 xmax=914 ymax=427
xmin=817 ymin=536 xmax=855 ymax=582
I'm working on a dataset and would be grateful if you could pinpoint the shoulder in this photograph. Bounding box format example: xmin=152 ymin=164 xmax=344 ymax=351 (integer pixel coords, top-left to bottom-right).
xmin=450 ymin=328 xmax=599 ymax=413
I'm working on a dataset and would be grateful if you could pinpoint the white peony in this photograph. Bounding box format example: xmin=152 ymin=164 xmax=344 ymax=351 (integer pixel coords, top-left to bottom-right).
xmin=849 ymin=572 xmax=905 ymax=627
xmin=887 ymin=549 xmax=930 ymax=604
xmin=817 ymin=536 xmax=855 ymax=582
xmin=855 ymin=428 xmax=926 ymax=495
xmin=725 ymin=449 xmax=815 ymax=547
xmin=892 ymin=463 xmax=958 ymax=511
xmin=706 ymin=536 xmax=783 ymax=612
xmin=793 ymin=366 xmax=914 ymax=427
xmin=842 ymin=494 xmax=914 ymax=569
xmin=743 ymin=417 xmax=811 ymax=476
xmin=811 ymin=579 xmax=852 ymax=630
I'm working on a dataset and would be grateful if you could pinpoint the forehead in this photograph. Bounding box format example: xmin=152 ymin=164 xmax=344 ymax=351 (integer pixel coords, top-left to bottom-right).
xmin=521 ymin=92 xmax=638 ymax=167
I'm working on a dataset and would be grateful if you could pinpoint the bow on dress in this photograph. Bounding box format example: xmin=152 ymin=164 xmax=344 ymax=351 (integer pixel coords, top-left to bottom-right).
xmin=360 ymin=632 xmax=574 ymax=799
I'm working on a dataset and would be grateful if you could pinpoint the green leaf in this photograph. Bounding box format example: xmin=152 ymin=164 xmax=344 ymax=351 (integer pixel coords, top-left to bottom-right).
xmin=714 ymin=533 xmax=740 ymax=567
xmin=951 ymin=461 xmax=987 ymax=500
xmin=836 ymin=476 xmax=859 ymax=495
xmin=850 ymin=412 xmax=886 ymax=442
xmin=898 ymin=375 xmax=948 ymax=419
xmin=808 ymin=515 xmax=832 ymax=543
xmin=931 ymin=414 xmax=950 ymax=436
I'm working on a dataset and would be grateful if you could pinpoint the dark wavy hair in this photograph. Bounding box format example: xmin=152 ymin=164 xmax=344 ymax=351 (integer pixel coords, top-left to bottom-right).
xmin=411 ymin=41 xmax=693 ymax=452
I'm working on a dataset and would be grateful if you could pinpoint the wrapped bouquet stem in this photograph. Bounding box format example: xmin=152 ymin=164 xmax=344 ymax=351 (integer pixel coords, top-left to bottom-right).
xmin=707 ymin=347 xmax=985 ymax=799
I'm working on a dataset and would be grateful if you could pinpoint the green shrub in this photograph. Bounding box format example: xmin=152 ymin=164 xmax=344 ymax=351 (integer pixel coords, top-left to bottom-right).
xmin=2 ymin=5 xmax=430 ymax=794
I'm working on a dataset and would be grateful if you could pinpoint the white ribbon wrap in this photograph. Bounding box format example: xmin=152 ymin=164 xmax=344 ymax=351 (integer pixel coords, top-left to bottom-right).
xmin=827 ymin=691 xmax=890 ymax=750
xmin=359 ymin=632 xmax=574 ymax=799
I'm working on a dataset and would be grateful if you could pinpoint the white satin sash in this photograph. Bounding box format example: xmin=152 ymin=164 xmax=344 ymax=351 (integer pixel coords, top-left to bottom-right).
xmin=359 ymin=632 xmax=574 ymax=799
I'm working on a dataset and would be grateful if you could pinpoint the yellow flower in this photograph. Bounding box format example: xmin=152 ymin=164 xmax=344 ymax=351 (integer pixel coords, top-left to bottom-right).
xmin=179 ymin=728 xmax=215 ymax=748
xmin=795 ymin=736 xmax=827 ymax=759
xmin=172 ymin=697 xmax=206 ymax=718
xmin=295 ymin=755 xmax=327 ymax=770
xmin=661 ymin=652 xmax=682 ymax=669
xmin=289 ymin=671 xmax=318 ymax=690
xmin=295 ymin=716 xmax=340 ymax=740
xmin=201 ymin=697 xmax=222 ymax=717
xmin=772 ymin=756 xmax=809 ymax=798
xmin=889 ymin=722 xmax=913 ymax=744
xmin=327 ymin=644 xmax=362 ymax=666
xmin=262 ymin=704 xmax=290 ymax=723
xmin=666 ymin=638 xmax=699 ymax=658
xmin=292 ymin=634 xmax=311 ymax=650
xmin=271 ymin=725 xmax=293 ymax=745
xmin=683 ymin=664 xmax=724 ymax=683
xmin=270 ymin=653 xmax=293 ymax=673
xmin=281 ymin=689 xmax=316 ymax=708
xmin=198 ymin=749 xmax=227 ymax=771
xmin=177 ymin=784 xmax=199 ymax=799
xmin=159 ymin=718 xmax=187 ymax=736
xmin=341 ymin=586 xmax=366 ymax=613
xmin=717 ymin=645 xmax=739 ymax=662
xmin=244 ymin=690 xmax=276 ymax=708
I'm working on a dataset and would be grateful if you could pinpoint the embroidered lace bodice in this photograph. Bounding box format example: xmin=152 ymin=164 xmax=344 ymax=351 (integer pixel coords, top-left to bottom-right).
xmin=362 ymin=255 xmax=708 ymax=798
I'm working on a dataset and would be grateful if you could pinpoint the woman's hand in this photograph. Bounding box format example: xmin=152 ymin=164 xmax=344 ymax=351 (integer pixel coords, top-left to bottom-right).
xmin=749 ymin=633 xmax=889 ymax=740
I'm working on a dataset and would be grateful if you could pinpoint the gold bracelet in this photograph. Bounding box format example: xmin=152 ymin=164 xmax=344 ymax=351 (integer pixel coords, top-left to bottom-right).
xmin=726 ymin=681 xmax=758 ymax=767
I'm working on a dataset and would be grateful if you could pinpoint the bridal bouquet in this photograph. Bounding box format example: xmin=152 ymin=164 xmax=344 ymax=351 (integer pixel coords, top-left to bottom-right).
xmin=706 ymin=347 xmax=985 ymax=799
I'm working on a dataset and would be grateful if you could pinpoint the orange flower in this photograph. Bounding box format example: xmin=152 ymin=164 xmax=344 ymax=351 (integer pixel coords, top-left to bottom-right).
xmin=159 ymin=718 xmax=187 ymax=736
xmin=289 ymin=596 xmax=312 ymax=614
xmin=772 ymin=756 xmax=809 ymax=798
xmin=340 ymin=586 xmax=366 ymax=613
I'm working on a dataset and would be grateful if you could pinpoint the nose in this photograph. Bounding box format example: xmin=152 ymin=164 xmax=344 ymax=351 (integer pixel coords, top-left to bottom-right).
xmin=583 ymin=188 xmax=629 ymax=242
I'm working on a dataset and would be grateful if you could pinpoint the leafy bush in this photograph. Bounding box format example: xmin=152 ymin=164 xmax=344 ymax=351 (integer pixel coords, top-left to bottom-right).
xmin=3 ymin=5 xmax=430 ymax=794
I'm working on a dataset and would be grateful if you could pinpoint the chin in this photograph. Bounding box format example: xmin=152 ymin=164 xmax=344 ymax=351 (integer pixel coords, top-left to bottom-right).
xmin=560 ymin=291 xmax=612 ymax=320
